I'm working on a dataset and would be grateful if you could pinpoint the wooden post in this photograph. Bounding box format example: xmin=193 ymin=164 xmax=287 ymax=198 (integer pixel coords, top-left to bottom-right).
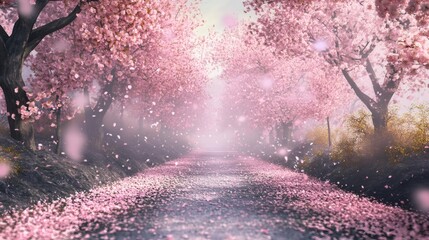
xmin=327 ymin=117 xmax=332 ymax=148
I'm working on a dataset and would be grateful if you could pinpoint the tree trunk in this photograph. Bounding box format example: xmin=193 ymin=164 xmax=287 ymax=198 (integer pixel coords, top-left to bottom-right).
xmin=282 ymin=121 xmax=293 ymax=145
xmin=84 ymin=77 xmax=116 ymax=150
xmin=327 ymin=117 xmax=332 ymax=148
xmin=269 ymin=128 xmax=276 ymax=144
xmin=370 ymin=104 xmax=388 ymax=135
xmin=0 ymin=60 xmax=36 ymax=150
xmin=120 ymin=105 xmax=125 ymax=120
xmin=54 ymin=102 xmax=62 ymax=154
xmin=261 ymin=129 xmax=270 ymax=145
xmin=369 ymin=102 xmax=391 ymax=160
xmin=84 ymin=99 xmax=111 ymax=150
xmin=0 ymin=0 xmax=90 ymax=151
xmin=85 ymin=112 xmax=105 ymax=150
xmin=275 ymin=124 xmax=283 ymax=144
xmin=340 ymin=61 xmax=399 ymax=162
xmin=341 ymin=68 xmax=395 ymax=135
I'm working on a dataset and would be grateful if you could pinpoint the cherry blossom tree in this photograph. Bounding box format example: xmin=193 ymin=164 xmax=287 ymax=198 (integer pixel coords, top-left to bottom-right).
xmin=125 ymin=3 xmax=207 ymax=135
xmin=0 ymin=0 xmax=98 ymax=149
xmin=375 ymin=0 xmax=429 ymax=24
xmin=29 ymin=0 xmax=205 ymax=149
xmin=379 ymin=0 xmax=429 ymax=72
xmin=215 ymin=27 xmax=351 ymax=145
xmin=244 ymin=0 xmax=428 ymax=134
xmin=27 ymin=16 xmax=88 ymax=153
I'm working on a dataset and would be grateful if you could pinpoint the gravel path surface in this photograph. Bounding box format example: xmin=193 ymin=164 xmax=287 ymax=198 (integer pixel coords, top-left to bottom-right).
xmin=0 ymin=153 xmax=428 ymax=239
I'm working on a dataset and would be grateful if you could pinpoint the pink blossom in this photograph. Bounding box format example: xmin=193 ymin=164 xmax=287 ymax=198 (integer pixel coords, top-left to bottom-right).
xmin=63 ymin=125 xmax=87 ymax=162
xmin=414 ymin=188 xmax=429 ymax=212
xmin=0 ymin=162 xmax=11 ymax=179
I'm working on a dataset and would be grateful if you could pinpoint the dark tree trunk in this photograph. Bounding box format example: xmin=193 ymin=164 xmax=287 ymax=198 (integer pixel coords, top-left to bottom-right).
xmin=269 ymin=128 xmax=276 ymax=144
xmin=275 ymin=124 xmax=283 ymax=144
xmin=84 ymin=97 xmax=111 ymax=150
xmin=369 ymin=102 xmax=390 ymax=160
xmin=281 ymin=121 xmax=293 ymax=145
xmin=120 ymin=105 xmax=124 ymax=120
xmin=0 ymin=17 xmax=36 ymax=149
xmin=85 ymin=111 xmax=106 ymax=150
xmin=84 ymin=75 xmax=116 ymax=150
xmin=340 ymin=60 xmax=401 ymax=161
xmin=341 ymin=62 xmax=399 ymax=135
xmin=370 ymin=104 xmax=388 ymax=135
xmin=0 ymin=0 xmax=86 ymax=150
xmin=1 ymin=60 xmax=36 ymax=149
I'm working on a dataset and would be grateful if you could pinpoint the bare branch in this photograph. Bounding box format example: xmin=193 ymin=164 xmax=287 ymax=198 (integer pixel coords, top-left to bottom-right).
xmin=24 ymin=0 xmax=98 ymax=58
xmin=341 ymin=68 xmax=377 ymax=112
xmin=0 ymin=24 xmax=8 ymax=42
xmin=0 ymin=0 xmax=63 ymax=9
xmin=359 ymin=41 xmax=370 ymax=55
xmin=24 ymin=3 xmax=81 ymax=57
xmin=381 ymin=63 xmax=401 ymax=104
xmin=365 ymin=59 xmax=383 ymax=98
xmin=0 ymin=34 xmax=6 ymax=64
xmin=360 ymin=42 xmax=376 ymax=59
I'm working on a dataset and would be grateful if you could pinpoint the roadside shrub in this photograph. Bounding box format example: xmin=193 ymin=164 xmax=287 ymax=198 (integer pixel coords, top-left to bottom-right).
xmin=329 ymin=105 xmax=429 ymax=163
xmin=346 ymin=110 xmax=372 ymax=141
xmin=386 ymin=105 xmax=429 ymax=161
xmin=331 ymin=134 xmax=357 ymax=163
xmin=306 ymin=126 xmax=329 ymax=147
xmin=305 ymin=126 xmax=329 ymax=155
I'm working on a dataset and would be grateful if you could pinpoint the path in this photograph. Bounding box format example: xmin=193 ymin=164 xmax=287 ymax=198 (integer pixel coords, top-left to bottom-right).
xmin=0 ymin=153 xmax=428 ymax=239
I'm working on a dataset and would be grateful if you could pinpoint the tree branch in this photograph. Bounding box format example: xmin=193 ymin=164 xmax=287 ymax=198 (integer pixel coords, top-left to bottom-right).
xmin=1 ymin=0 xmax=63 ymax=9
xmin=341 ymin=68 xmax=377 ymax=111
xmin=7 ymin=0 xmax=51 ymax=58
xmin=0 ymin=34 xmax=6 ymax=66
xmin=0 ymin=26 xmax=7 ymax=65
xmin=92 ymin=70 xmax=117 ymax=115
xmin=361 ymin=42 xmax=376 ymax=59
xmin=24 ymin=3 xmax=82 ymax=57
xmin=365 ymin=59 xmax=383 ymax=98
xmin=381 ymin=63 xmax=401 ymax=104
xmin=0 ymin=24 xmax=8 ymax=42
xmin=83 ymin=86 xmax=92 ymax=116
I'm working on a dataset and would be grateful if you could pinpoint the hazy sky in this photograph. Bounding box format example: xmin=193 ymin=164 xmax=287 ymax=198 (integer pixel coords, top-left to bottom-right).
xmin=191 ymin=0 xmax=249 ymax=150
xmin=196 ymin=0 xmax=248 ymax=35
